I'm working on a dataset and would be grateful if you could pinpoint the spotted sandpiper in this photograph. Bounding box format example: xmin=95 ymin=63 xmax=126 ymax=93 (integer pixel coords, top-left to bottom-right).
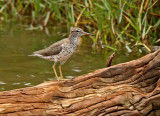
xmin=32 ymin=27 xmax=93 ymax=80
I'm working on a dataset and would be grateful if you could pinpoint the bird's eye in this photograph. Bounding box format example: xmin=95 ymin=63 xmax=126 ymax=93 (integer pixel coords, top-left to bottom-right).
xmin=76 ymin=30 xmax=80 ymax=32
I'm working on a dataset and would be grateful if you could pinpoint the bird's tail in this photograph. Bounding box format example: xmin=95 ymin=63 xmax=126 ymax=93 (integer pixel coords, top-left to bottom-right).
xmin=28 ymin=52 xmax=41 ymax=56
xmin=28 ymin=53 xmax=42 ymax=56
xmin=28 ymin=54 xmax=36 ymax=56
xmin=29 ymin=53 xmax=54 ymax=61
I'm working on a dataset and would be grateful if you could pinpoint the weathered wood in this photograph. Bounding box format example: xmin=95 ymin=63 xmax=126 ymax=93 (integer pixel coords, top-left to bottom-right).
xmin=0 ymin=49 xmax=160 ymax=116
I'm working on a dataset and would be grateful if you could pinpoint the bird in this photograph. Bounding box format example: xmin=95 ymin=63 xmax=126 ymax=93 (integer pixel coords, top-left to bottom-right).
xmin=32 ymin=27 xmax=93 ymax=81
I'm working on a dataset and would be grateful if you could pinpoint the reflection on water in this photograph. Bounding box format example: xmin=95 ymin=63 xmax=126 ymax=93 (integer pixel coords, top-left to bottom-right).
xmin=0 ymin=24 xmax=146 ymax=91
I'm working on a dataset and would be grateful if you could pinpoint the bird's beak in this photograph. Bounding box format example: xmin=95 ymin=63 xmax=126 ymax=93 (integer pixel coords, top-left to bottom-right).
xmin=82 ymin=32 xmax=94 ymax=36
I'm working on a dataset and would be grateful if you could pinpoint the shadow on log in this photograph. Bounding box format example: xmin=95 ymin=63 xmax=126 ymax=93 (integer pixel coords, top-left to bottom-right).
xmin=1 ymin=49 xmax=160 ymax=116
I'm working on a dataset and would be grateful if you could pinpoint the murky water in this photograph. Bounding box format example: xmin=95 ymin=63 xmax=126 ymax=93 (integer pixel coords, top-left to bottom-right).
xmin=0 ymin=24 xmax=146 ymax=91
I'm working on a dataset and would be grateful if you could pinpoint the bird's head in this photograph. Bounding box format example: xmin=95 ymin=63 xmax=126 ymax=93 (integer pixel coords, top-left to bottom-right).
xmin=69 ymin=27 xmax=93 ymax=38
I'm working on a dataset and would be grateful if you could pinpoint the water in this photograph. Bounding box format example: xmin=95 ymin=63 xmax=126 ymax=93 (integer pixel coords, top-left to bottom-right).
xmin=0 ymin=24 xmax=146 ymax=91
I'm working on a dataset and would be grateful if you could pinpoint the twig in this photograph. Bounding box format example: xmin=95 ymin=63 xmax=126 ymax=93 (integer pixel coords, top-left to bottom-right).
xmin=75 ymin=3 xmax=89 ymax=26
xmin=8 ymin=0 xmax=21 ymax=19
xmin=106 ymin=52 xmax=115 ymax=67
xmin=144 ymin=0 xmax=150 ymax=10
xmin=148 ymin=0 xmax=159 ymax=10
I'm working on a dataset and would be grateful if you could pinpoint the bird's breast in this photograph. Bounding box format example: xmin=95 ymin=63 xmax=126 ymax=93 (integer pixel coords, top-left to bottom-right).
xmin=70 ymin=37 xmax=80 ymax=45
xmin=59 ymin=43 xmax=77 ymax=57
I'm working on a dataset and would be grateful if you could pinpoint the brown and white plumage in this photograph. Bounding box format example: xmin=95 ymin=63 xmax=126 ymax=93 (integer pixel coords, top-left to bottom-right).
xmin=32 ymin=27 xmax=93 ymax=80
xmin=33 ymin=38 xmax=69 ymax=61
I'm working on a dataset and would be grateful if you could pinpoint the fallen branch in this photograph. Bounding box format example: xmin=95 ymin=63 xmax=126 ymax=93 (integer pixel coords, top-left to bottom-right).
xmin=0 ymin=49 xmax=160 ymax=116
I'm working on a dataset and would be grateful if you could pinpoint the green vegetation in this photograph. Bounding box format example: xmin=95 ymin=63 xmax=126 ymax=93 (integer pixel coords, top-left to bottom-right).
xmin=0 ymin=0 xmax=160 ymax=51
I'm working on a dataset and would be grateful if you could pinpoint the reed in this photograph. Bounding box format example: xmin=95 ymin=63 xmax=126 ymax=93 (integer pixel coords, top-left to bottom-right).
xmin=0 ymin=0 xmax=159 ymax=51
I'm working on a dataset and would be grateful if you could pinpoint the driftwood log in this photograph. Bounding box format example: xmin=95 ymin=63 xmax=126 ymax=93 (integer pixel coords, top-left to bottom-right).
xmin=0 ymin=49 xmax=160 ymax=116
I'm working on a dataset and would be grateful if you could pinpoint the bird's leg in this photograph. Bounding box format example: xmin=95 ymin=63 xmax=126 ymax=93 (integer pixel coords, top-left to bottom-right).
xmin=59 ymin=64 xmax=64 ymax=79
xmin=52 ymin=63 xmax=59 ymax=81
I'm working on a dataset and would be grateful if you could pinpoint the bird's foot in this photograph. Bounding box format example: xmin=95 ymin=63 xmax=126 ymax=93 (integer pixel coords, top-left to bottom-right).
xmin=56 ymin=77 xmax=68 ymax=81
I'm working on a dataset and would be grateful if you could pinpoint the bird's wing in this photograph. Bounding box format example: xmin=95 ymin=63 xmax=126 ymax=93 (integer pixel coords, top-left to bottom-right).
xmin=33 ymin=38 xmax=69 ymax=56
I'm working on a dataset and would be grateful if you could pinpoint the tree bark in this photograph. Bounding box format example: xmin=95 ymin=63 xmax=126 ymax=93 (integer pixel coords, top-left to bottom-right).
xmin=0 ymin=49 xmax=160 ymax=116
